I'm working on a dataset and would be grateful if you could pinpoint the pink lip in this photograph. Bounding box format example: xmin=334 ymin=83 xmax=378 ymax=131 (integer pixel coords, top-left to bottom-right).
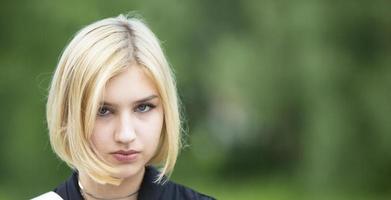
xmin=111 ymin=150 xmax=140 ymax=163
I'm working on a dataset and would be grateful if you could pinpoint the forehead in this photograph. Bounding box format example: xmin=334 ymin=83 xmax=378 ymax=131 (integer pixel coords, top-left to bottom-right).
xmin=102 ymin=65 xmax=159 ymax=103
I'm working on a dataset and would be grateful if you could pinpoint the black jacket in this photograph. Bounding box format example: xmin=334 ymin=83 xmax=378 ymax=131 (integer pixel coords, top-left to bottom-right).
xmin=53 ymin=166 xmax=215 ymax=200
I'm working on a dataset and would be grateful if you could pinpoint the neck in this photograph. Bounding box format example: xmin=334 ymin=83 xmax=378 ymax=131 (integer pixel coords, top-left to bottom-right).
xmin=78 ymin=168 xmax=145 ymax=200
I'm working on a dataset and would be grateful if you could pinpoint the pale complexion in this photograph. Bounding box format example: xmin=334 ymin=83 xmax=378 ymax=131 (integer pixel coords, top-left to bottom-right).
xmin=78 ymin=65 xmax=163 ymax=200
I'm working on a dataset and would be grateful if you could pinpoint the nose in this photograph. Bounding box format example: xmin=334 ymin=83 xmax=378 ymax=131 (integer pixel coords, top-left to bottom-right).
xmin=115 ymin=112 xmax=136 ymax=144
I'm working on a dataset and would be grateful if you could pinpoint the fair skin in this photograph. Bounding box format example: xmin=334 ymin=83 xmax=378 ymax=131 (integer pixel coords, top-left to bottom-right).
xmin=79 ymin=64 xmax=164 ymax=200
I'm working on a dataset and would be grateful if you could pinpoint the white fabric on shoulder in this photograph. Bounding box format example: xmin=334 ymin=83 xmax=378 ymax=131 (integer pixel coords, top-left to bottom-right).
xmin=31 ymin=191 xmax=63 ymax=200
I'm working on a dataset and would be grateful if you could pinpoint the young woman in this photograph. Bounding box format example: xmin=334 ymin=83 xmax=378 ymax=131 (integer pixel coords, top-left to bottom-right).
xmin=33 ymin=14 xmax=214 ymax=200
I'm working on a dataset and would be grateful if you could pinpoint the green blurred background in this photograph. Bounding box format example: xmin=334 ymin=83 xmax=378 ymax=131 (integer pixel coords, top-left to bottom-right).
xmin=0 ymin=0 xmax=390 ymax=199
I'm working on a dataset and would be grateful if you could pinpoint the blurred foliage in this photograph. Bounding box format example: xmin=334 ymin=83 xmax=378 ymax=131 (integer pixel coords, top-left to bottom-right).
xmin=0 ymin=0 xmax=390 ymax=199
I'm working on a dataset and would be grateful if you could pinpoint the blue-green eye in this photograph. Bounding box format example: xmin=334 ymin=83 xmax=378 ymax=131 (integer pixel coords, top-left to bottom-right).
xmin=135 ymin=103 xmax=156 ymax=113
xmin=97 ymin=106 xmax=111 ymax=116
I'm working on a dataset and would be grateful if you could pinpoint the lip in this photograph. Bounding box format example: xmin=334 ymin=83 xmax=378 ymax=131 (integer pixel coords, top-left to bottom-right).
xmin=111 ymin=150 xmax=140 ymax=163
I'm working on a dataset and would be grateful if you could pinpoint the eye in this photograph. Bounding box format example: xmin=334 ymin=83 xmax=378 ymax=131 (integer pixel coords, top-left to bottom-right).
xmin=97 ymin=106 xmax=112 ymax=116
xmin=135 ymin=103 xmax=156 ymax=113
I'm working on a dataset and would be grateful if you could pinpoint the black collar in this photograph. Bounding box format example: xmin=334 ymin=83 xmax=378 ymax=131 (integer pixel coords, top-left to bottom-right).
xmin=54 ymin=166 xmax=166 ymax=200
xmin=138 ymin=166 xmax=166 ymax=199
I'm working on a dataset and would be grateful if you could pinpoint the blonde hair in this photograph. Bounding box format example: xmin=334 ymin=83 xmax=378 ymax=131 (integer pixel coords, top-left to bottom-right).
xmin=46 ymin=14 xmax=181 ymax=185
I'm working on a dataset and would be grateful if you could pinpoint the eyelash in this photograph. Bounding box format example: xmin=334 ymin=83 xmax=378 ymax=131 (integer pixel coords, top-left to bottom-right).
xmin=97 ymin=106 xmax=112 ymax=117
xmin=135 ymin=103 xmax=156 ymax=113
xmin=97 ymin=103 xmax=156 ymax=117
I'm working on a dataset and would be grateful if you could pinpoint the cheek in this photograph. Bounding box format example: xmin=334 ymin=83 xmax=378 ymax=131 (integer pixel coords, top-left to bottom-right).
xmin=138 ymin=111 xmax=164 ymax=147
xmin=91 ymin=120 xmax=114 ymax=151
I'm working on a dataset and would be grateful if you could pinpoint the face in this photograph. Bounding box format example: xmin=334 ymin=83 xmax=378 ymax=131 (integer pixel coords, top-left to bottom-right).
xmin=91 ymin=65 xmax=163 ymax=179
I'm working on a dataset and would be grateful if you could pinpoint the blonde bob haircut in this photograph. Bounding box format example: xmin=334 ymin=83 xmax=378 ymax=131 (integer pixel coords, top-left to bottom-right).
xmin=47 ymin=14 xmax=181 ymax=185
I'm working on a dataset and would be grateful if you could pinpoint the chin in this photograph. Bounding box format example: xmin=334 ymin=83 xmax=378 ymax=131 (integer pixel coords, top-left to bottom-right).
xmin=112 ymin=162 xmax=145 ymax=179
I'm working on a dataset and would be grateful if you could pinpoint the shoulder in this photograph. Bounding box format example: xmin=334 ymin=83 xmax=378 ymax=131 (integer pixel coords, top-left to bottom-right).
xmin=161 ymin=180 xmax=216 ymax=200
xmin=31 ymin=191 xmax=63 ymax=200
xmin=138 ymin=166 xmax=215 ymax=200
xmin=31 ymin=171 xmax=82 ymax=200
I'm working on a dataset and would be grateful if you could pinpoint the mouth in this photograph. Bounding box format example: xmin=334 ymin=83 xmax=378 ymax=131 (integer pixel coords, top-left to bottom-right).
xmin=110 ymin=150 xmax=140 ymax=163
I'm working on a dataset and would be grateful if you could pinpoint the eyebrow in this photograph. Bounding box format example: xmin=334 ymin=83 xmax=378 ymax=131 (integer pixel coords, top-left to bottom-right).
xmin=134 ymin=94 xmax=159 ymax=104
xmin=100 ymin=95 xmax=159 ymax=107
